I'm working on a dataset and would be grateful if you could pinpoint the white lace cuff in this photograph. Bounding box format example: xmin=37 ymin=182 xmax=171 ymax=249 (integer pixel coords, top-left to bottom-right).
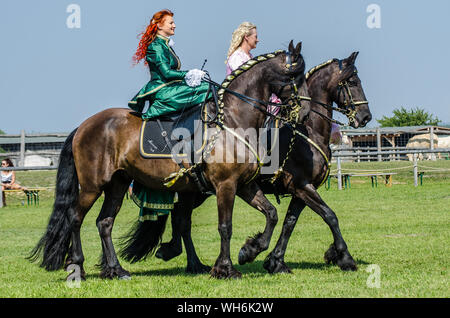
xmin=185 ymin=69 xmax=205 ymax=87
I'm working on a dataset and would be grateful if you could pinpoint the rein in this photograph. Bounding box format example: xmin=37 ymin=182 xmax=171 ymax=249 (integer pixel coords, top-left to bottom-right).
xmin=201 ymin=74 xmax=310 ymax=126
xmin=269 ymin=60 xmax=369 ymax=187
xmin=164 ymin=50 xmax=307 ymax=188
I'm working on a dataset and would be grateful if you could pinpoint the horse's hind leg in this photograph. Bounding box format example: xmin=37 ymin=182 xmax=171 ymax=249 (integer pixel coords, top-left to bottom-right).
xmin=264 ymin=197 xmax=306 ymax=274
xmin=155 ymin=207 xmax=183 ymax=262
xmin=64 ymin=190 xmax=101 ymax=280
xmin=97 ymin=174 xmax=131 ymax=279
xmin=174 ymin=193 xmax=211 ymax=274
xmin=297 ymin=184 xmax=357 ymax=271
xmin=156 ymin=193 xmax=209 ymax=262
xmin=236 ymin=182 xmax=278 ymax=265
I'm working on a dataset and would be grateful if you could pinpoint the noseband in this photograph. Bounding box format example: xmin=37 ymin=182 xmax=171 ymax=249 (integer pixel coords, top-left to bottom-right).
xmin=336 ymin=60 xmax=369 ymax=126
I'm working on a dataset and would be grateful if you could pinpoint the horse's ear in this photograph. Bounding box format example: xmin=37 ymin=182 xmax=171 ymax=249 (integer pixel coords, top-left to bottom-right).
xmin=295 ymin=42 xmax=302 ymax=55
xmin=347 ymin=51 xmax=359 ymax=65
xmin=288 ymin=40 xmax=294 ymax=54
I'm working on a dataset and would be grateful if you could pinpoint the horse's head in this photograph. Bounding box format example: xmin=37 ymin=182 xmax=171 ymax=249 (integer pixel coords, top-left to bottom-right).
xmin=269 ymin=40 xmax=311 ymax=124
xmin=269 ymin=41 xmax=306 ymax=95
xmin=328 ymin=52 xmax=372 ymax=128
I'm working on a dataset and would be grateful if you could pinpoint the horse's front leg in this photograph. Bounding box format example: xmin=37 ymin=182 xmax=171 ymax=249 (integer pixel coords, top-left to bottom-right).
xmin=210 ymin=181 xmax=241 ymax=279
xmin=264 ymin=197 xmax=306 ymax=274
xmin=236 ymin=182 xmax=278 ymax=265
xmin=297 ymin=184 xmax=357 ymax=271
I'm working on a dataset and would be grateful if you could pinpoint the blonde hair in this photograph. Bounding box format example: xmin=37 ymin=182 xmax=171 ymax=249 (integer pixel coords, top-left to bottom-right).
xmin=225 ymin=22 xmax=257 ymax=63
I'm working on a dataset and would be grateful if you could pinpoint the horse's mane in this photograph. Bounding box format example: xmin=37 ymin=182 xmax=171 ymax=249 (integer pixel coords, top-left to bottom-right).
xmin=220 ymin=50 xmax=284 ymax=89
xmin=214 ymin=50 xmax=284 ymax=123
xmin=305 ymin=59 xmax=337 ymax=80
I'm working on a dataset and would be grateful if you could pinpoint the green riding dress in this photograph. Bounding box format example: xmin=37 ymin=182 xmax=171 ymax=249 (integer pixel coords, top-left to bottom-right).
xmin=128 ymin=34 xmax=210 ymax=221
xmin=128 ymin=34 xmax=210 ymax=119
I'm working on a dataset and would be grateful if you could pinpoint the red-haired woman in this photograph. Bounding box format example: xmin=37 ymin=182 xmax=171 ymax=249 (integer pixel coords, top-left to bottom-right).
xmin=129 ymin=9 xmax=209 ymax=119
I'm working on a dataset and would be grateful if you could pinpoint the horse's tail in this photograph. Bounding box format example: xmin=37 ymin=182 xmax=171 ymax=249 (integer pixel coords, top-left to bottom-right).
xmin=27 ymin=128 xmax=79 ymax=271
xmin=118 ymin=215 xmax=168 ymax=263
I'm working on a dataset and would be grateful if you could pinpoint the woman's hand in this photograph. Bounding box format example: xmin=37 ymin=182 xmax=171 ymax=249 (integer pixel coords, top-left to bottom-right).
xmin=185 ymin=69 xmax=206 ymax=87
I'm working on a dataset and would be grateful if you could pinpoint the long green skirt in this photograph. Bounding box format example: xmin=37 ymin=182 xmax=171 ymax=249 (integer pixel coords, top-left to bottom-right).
xmin=130 ymin=182 xmax=177 ymax=222
xmin=129 ymin=80 xmax=210 ymax=120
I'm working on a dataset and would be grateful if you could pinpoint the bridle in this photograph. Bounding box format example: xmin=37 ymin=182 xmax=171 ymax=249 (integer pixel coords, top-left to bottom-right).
xmin=201 ymin=50 xmax=310 ymax=127
xmin=164 ymin=50 xmax=310 ymax=188
xmin=269 ymin=59 xmax=369 ymax=188
xmin=335 ymin=59 xmax=369 ymax=126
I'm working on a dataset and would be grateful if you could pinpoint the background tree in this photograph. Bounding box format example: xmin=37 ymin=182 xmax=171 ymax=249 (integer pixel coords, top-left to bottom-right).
xmin=377 ymin=107 xmax=441 ymax=127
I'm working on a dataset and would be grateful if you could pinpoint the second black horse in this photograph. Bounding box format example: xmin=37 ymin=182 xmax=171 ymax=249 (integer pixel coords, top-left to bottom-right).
xmin=121 ymin=51 xmax=372 ymax=275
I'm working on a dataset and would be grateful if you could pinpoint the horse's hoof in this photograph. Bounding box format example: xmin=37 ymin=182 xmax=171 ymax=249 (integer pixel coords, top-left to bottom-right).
xmin=210 ymin=265 xmax=242 ymax=279
xmin=155 ymin=242 xmax=182 ymax=261
xmin=186 ymin=263 xmax=212 ymax=274
xmin=337 ymin=255 xmax=358 ymax=271
xmin=100 ymin=267 xmax=131 ymax=280
xmin=324 ymin=244 xmax=338 ymax=264
xmin=324 ymin=245 xmax=357 ymax=271
xmin=263 ymin=255 xmax=292 ymax=274
xmin=238 ymin=248 xmax=249 ymax=265
xmin=119 ymin=275 xmax=132 ymax=280
xmin=238 ymin=242 xmax=258 ymax=265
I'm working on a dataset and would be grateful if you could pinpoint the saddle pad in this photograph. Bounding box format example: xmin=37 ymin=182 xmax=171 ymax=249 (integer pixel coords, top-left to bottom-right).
xmin=139 ymin=104 xmax=208 ymax=159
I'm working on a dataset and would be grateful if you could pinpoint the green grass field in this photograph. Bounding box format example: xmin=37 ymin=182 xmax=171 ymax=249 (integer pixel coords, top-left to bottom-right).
xmin=0 ymin=161 xmax=449 ymax=298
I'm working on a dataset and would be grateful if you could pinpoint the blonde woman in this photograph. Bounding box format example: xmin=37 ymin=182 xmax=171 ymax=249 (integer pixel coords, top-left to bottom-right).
xmin=226 ymin=22 xmax=259 ymax=75
xmin=225 ymin=22 xmax=280 ymax=114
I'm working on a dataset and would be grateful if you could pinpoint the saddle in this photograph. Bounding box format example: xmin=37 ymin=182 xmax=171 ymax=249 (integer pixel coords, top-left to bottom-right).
xmin=139 ymin=103 xmax=214 ymax=194
xmin=139 ymin=104 xmax=209 ymax=162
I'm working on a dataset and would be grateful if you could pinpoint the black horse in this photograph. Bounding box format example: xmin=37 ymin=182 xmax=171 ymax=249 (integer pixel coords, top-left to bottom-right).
xmin=148 ymin=52 xmax=372 ymax=274
xmin=28 ymin=41 xmax=311 ymax=280
xmin=262 ymin=52 xmax=371 ymax=273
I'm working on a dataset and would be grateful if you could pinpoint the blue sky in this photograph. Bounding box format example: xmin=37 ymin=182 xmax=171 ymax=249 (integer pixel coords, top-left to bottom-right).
xmin=1 ymin=0 xmax=449 ymax=134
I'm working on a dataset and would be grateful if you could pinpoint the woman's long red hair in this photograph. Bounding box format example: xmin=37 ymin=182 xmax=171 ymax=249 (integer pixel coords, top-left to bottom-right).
xmin=133 ymin=9 xmax=174 ymax=65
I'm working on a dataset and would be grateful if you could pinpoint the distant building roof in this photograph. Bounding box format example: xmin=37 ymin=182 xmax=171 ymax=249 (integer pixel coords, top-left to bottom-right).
xmin=0 ymin=133 xmax=70 ymax=145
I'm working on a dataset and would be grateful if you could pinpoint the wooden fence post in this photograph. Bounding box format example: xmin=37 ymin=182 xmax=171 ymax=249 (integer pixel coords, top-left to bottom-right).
xmin=20 ymin=130 xmax=25 ymax=167
xmin=413 ymin=153 xmax=418 ymax=187
xmin=376 ymin=127 xmax=381 ymax=162
xmin=430 ymin=126 xmax=436 ymax=161
xmin=337 ymin=156 xmax=342 ymax=190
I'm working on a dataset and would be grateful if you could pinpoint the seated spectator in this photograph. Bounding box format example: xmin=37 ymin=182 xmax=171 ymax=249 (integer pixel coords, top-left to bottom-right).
xmin=1 ymin=159 xmax=26 ymax=206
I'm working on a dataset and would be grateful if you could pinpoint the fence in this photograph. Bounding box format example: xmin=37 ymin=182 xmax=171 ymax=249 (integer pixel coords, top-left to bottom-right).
xmin=0 ymin=130 xmax=67 ymax=167
xmin=1 ymin=129 xmax=450 ymax=206
xmin=337 ymin=126 xmax=450 ymax=162
xmin=332 ymin=148 xmax=450 ymax=190
xmin=2 ymin=127 xmax=450 ymax=165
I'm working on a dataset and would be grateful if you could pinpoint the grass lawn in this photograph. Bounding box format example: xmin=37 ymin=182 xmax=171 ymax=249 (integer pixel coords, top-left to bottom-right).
xmin=0 ymin=161 xmax=448 ymax=298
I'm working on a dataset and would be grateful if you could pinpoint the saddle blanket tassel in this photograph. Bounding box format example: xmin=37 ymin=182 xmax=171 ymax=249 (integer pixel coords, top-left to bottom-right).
xmin=164 ymin=168 xmax=188 ymax=188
